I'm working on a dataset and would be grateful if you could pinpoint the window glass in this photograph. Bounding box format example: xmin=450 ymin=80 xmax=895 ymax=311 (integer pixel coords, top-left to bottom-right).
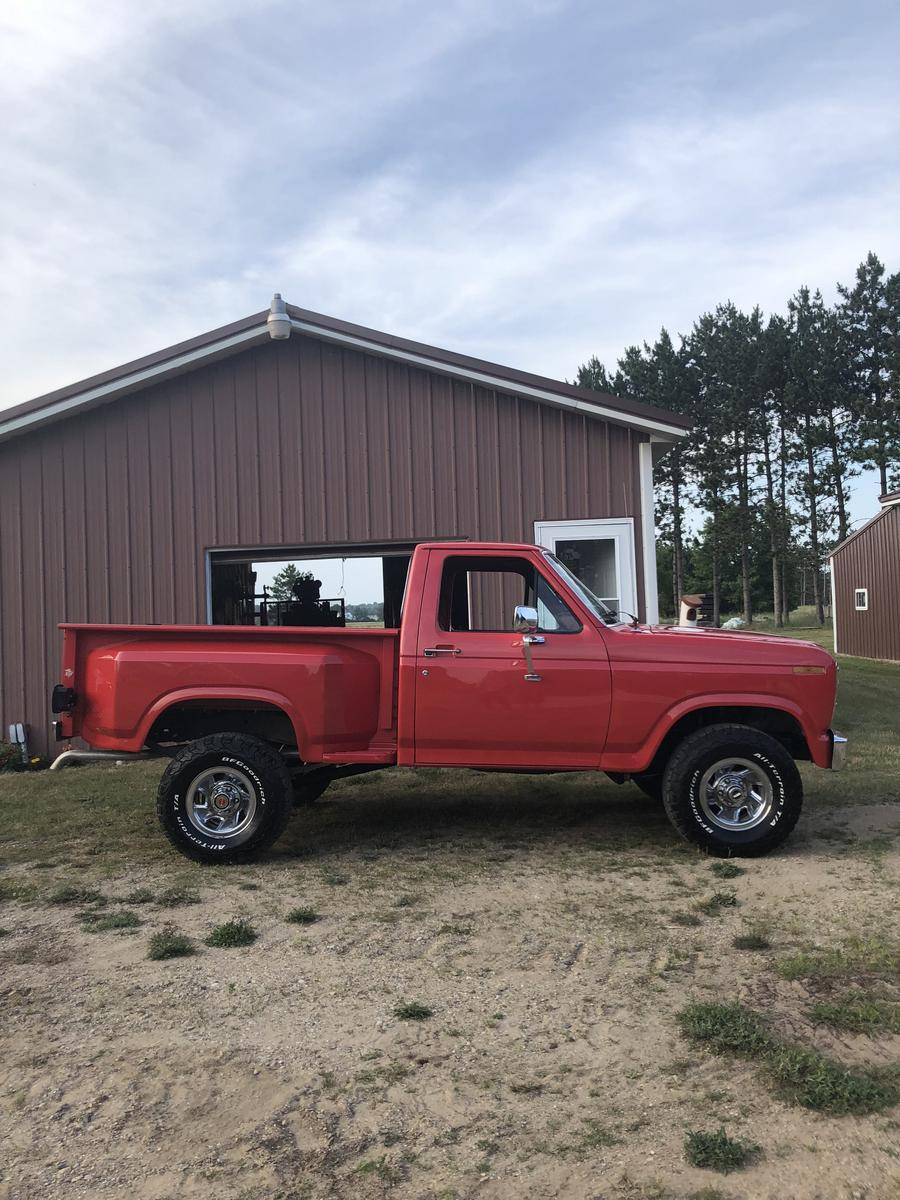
xmin=438 ymin=556 xmax=580 ymax=633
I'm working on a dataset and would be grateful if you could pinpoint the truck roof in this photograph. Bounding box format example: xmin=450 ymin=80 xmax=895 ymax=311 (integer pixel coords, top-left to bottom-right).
xmin=418 ymin=541 xmax=544 ymax=553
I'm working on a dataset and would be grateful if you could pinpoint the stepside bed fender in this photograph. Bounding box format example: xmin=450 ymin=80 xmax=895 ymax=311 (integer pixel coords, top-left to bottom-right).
xmin=133 ymin=687 xmax=310 ymax=756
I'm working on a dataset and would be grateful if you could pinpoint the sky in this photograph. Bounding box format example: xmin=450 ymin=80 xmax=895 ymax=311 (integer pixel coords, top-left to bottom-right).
xmin=2 ymin=0 xmax=898 ymax=528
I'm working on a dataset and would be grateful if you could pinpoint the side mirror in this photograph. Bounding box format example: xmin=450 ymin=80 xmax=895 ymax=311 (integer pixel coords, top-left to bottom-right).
xmin=514 ymin=605 xmax=539 ymax=634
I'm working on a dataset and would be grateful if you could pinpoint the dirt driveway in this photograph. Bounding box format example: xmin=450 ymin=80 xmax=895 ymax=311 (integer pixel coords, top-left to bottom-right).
xmin=1 ymin=763 xmax=898 ymax=1200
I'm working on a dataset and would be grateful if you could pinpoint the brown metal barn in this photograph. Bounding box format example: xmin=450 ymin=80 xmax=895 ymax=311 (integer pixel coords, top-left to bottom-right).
xmin=0 ymin=296 xmax=690 ymax=757
xmin=829 ymin=491 xmax=900 ymax=662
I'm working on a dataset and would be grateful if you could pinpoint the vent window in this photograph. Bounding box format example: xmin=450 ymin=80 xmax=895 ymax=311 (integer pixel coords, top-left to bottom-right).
xmin=854 ymin=588 xmax=868 ymax=611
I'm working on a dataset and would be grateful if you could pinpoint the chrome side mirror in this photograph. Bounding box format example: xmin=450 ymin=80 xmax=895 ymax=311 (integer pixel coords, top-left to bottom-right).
xmin=514 ymin=605 xmax=539 ymax=634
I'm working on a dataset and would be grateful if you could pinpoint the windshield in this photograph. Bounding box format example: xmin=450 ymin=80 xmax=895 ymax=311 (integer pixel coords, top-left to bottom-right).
xmin=543 ymin=551 xmax=622 ymax=625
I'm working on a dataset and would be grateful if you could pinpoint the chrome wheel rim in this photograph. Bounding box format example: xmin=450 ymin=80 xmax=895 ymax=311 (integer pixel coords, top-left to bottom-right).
xmin=698 ymin=757 xmax=774 ymax=831
xmin=185 ymin=766 xmax=258 ymax=840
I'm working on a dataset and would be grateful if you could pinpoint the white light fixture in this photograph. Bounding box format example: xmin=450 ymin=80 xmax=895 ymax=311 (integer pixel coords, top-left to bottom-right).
xmin=267 ymin=293 xmax=291 ymax=340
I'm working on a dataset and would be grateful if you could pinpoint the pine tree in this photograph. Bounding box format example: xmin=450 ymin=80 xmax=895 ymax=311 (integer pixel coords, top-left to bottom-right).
xmin=269 ymin=563 xmax=304 ymax=600
xmin=837 ymin=253 xmax=899 ymax=495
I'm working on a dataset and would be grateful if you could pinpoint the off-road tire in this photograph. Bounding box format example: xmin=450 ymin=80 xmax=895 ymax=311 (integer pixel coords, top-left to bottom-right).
xmin=662 ymin=723 xmax=803 ymax=857
xmin=156 ymin=733 xmax=292 ymax=863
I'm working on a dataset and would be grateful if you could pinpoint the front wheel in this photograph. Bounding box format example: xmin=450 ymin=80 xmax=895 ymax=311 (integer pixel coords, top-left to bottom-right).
xmin=156 ymin=733 xmax=292 ymax=863
xmin=662 ymin=724 xmax=803 ymax=857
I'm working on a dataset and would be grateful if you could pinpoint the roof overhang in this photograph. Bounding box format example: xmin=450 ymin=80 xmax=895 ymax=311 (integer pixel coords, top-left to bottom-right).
xmin=0 ymin=297 xmax=692 ymax=445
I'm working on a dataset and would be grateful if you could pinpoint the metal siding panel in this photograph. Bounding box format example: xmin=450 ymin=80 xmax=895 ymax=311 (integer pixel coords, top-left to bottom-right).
xmin=17 ymin=439 xmax=47 ymax=754
xmin=189 ymin=371 xmax=218 ymax=554
xmin=126 ymin=401 xmax=153 ymax=621
xmin=0 ymin=449 xmax=25 ymax=731
xmin=82 ymin=412 xmax=111 ymax=621
xmin=40 ymin=430 xmax=66 ymax=732
xmin=233 ymin=353 xmax=262 ymax=546
xmin=407 ymin=368 xmax=436 ymax=538
xmin=274 ymin=341 xmax=303 ymax=541
xmin=474 ymin=386 xmax=502 ymax=539
xmin=62 ymin=424 xmax=89 ymax=621
xmin=168 ymin=378 xmax=200 ymax=620
xmin=429 ymin=375 xmax=458 ymax=536
xmin=386 ymin=362 xmax=414 ymax=539
xmin=451 ymin=381 xmax=479 ymax=538
xmin=321 ymin=342 xmax=349 ymax=542
xmin=340 ymin=349 xmax=371 ymax=541
xmin=363 ymin=354 xmax=391 ymax=540
xmin=211 ymin=362 xmax=239 ymax=546
xmin=148 ymin=393 xmax=176 ymax=621
xmin=298 ymin=337 xmax=327 ymax=541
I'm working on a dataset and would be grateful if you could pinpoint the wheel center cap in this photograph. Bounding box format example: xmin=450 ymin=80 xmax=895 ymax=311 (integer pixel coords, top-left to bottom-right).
xmin=211 ymin=785 xmax=238 ymax=811
xmin=716 ymin=776 xmax=748 ymax=805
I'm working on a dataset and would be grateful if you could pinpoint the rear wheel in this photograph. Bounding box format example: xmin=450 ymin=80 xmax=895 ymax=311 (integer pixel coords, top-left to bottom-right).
xmin=156 ymin=733 xmax=292 ymax=863
xmin=662 ymin=724 xmax=802 ymax=856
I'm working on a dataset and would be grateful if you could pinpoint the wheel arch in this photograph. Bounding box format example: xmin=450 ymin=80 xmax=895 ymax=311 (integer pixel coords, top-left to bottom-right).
xmin=139 ymin=688 xmax=309 ymax=756
xmin=639 ymin=699 xmax=812 ymax=778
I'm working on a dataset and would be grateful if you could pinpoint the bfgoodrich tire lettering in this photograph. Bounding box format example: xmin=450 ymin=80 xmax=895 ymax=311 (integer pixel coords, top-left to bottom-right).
xmin=662 ymin=724 xmax=803 ymax=857
xmin=156 ymin=733 xmax=292 ymax=863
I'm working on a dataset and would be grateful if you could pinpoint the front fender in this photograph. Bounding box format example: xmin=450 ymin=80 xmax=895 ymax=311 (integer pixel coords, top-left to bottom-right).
xmin=600 ymin=692 xmax=825 ymax=773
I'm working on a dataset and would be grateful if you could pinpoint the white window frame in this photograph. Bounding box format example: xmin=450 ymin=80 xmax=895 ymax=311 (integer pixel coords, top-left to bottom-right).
xmin=854 ymin=587 xmax=868 ymax=611
xmin=533 ymin=517 xmax=638 ymax=619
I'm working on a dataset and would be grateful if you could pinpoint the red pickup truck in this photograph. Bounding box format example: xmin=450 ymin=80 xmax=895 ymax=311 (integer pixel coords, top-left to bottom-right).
xmin=52 ymin=541 xmax=845 ymax=862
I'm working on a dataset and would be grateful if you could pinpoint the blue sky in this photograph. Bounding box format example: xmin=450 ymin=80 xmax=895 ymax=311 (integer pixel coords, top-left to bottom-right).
xmin=2 ymin=1 xmax=897 ymax=525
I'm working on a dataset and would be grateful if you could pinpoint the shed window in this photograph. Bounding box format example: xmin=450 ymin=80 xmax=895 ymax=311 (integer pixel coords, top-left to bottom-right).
xmin=854 ymin=588 xmax=868 ymax=611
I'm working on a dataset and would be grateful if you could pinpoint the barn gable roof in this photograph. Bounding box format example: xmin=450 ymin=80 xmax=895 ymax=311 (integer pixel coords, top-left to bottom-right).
xmin=0 ymin=296 xmax=691 ymax=445
xmin=830 ymin=496 xmax=900 ymax=558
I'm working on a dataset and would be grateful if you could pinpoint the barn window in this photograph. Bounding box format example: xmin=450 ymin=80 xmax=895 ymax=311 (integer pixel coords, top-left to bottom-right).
xmin=854 ymin=588 xmax=868 ymax=611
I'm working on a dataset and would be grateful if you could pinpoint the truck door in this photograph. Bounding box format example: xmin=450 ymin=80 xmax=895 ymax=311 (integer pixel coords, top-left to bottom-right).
xmin=413 ymin=550 xmax=611 ymax=769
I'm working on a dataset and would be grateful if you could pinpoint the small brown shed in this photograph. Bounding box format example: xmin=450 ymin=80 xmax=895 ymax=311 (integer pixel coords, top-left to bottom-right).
xmin=0 ymin=295 xmax=690 ymax=756
xmin=829 ymin=491 xmax=900 ymax=662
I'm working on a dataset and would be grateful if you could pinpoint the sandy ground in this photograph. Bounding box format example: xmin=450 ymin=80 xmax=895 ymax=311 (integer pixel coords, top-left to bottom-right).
xmin=0 ymin=772 xmax=898 ymax=1200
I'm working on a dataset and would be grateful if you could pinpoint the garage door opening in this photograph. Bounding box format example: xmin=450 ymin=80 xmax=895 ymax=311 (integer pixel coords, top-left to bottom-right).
xmin=208 ymin=543 xmax=416 ymax=629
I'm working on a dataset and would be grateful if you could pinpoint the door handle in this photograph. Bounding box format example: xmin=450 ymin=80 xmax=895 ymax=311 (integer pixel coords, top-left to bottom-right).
xmin=422 ymin=646 xmax=462 ymax=657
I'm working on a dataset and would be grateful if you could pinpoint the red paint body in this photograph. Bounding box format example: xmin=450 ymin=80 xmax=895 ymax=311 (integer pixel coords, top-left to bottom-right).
xmin=57 ymin=542 xmax=838 ymax=772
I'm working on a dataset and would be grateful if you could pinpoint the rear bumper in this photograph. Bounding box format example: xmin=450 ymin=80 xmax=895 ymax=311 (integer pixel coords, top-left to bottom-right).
xmin=829 ymin=730 xmax=848 ymax=771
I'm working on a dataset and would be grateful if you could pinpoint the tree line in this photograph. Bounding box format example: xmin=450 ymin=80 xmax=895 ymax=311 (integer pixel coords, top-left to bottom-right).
xmin=577 ymin=252 xmax=900 ymax=624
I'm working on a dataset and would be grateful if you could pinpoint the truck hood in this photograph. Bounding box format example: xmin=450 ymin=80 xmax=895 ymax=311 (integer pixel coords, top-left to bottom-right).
xmin=606 ymin=623 xmax=834 ymax=668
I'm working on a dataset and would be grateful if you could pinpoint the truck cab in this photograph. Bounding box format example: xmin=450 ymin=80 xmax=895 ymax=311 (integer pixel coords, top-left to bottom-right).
xmin=53 ymin=541 xmax=845 ymax=862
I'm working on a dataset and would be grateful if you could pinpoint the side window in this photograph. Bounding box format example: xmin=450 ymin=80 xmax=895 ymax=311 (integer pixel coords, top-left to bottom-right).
xmin=437 ymin=556 xmax=580 ymax=633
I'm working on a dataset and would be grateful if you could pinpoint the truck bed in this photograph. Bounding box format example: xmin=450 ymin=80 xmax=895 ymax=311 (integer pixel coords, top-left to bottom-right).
xmin=57 ymin=623 xmax=400 ymax=761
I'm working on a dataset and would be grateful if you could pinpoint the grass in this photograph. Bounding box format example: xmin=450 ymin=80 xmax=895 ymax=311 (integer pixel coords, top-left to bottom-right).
xmin=708 ymin=862 xmax=744 ymax=880
xmin=695 ymin=890 xmax=739 ymax=916
xmin=807 ymin=993 xmax=900 ymax=1035
xmin=156 ymin=885 xmax=201 ymax=908
xmin=393 ymin=1000 xmax=433 ymax=1021
xmin=205 ymin=919 xmax=257 ymax=948
xmin=672 ymin=911 xmax=703 ymax=927
xmin=49 ymin=884 xmax=106 ymax=907
xmin=81 ymin=909 xmax=143 ymax=933
xmin=147 ymin=928 xmax=196 ymax=960
xmin=678 ymin=1000 xmax=900 ymax=1115
xmin=684 ymin=1127 xmax=759 ymax=1173
xmin=286 ymin=906 xmax=320 ymax=925
xmin=732 ymin=930 xmax=771 ymax=951
xmin=777 ymin=937 xmax=900 ymax=984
